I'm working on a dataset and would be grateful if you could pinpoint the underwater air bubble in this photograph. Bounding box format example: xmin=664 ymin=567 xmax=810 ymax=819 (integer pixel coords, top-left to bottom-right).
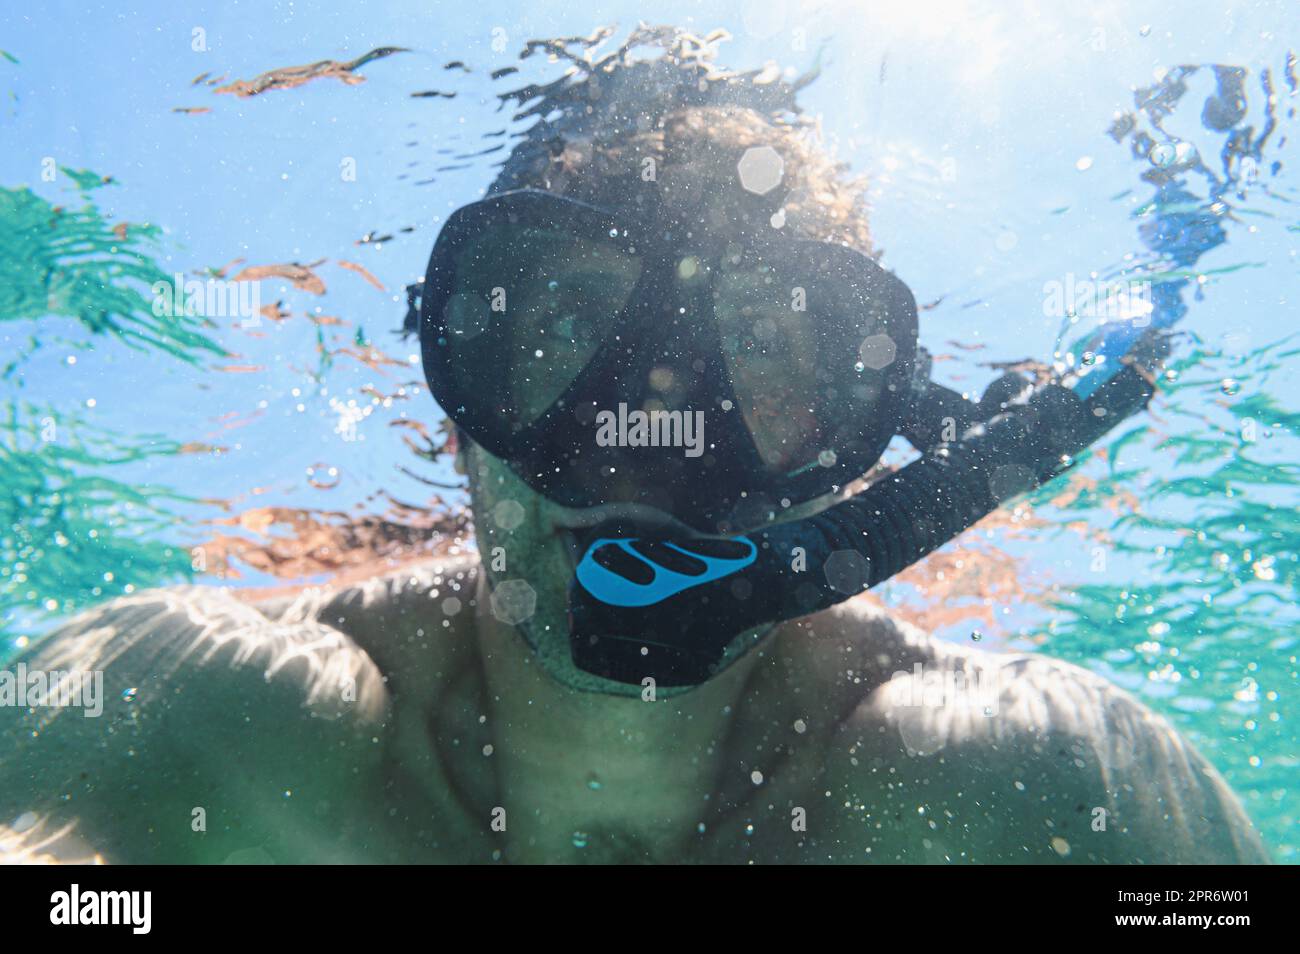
xmin=1149 ymin=142 xmax=1177 ymax=168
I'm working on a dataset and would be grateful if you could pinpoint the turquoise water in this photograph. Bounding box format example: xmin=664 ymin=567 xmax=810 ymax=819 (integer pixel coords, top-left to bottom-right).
xmin=1 ymin=2 xmax=1296 ymax=859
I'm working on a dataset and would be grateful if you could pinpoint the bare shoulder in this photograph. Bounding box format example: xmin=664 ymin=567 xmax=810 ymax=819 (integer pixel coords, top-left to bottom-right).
xmin=797 ymin=600 xmax=1270 ymax=863
xmin=0 ymin=581 xmax=392 ymax=863
xmin=272 ymin=556 xmax=483 ymax=675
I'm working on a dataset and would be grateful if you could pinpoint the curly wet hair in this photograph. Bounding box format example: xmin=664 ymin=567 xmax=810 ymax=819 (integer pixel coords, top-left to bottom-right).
xmin=490 ymin=25 xmax=875 ymax=253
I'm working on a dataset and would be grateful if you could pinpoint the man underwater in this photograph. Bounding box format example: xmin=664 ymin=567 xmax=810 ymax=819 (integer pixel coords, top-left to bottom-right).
xmin=0 ymin=28 xmax=1269 ymax=864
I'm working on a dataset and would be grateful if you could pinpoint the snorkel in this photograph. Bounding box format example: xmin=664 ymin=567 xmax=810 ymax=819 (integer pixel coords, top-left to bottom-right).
xmin=567 ymin=339 xmax=1164 ymax=685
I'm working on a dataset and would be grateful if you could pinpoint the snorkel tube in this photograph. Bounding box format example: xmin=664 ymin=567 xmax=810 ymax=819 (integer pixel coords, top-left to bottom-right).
xmin=568 ymin=336 xmax=1165 ymax=686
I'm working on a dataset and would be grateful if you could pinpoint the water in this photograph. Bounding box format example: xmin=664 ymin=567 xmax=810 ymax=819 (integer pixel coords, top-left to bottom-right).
xmin=1 ymin=1 xmax=1296 ymax=861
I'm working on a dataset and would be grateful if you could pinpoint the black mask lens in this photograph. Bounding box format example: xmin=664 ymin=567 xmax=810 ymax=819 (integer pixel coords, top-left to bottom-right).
xmin=441 ymin=221 xmax=642 ymax=428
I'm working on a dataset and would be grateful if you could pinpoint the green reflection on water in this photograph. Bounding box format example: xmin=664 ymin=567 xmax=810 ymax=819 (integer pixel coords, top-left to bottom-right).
xmin=0 ymin=174 xmax=218 ymax=641
xmin=1028 ymin=337 xmax=1299 ymax=861
xmin=1 ymin=401 xmax=197 ymax=634
xmin=0 ymin=178 xmax=225 ymax=364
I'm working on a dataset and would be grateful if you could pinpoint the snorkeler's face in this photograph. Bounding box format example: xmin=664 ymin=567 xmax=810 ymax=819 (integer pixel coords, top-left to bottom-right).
xmin=425 ymin=182 xmax=915 ymax=688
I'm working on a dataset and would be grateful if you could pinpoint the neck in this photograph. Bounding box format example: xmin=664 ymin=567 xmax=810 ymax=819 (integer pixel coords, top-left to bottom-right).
xmin=474 ymin=571 xmax=759 ymax=863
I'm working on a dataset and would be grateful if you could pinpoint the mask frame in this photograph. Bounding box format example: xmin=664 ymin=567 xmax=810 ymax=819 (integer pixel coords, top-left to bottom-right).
xmin=420 ymin=189 xmax=920 ymax=533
